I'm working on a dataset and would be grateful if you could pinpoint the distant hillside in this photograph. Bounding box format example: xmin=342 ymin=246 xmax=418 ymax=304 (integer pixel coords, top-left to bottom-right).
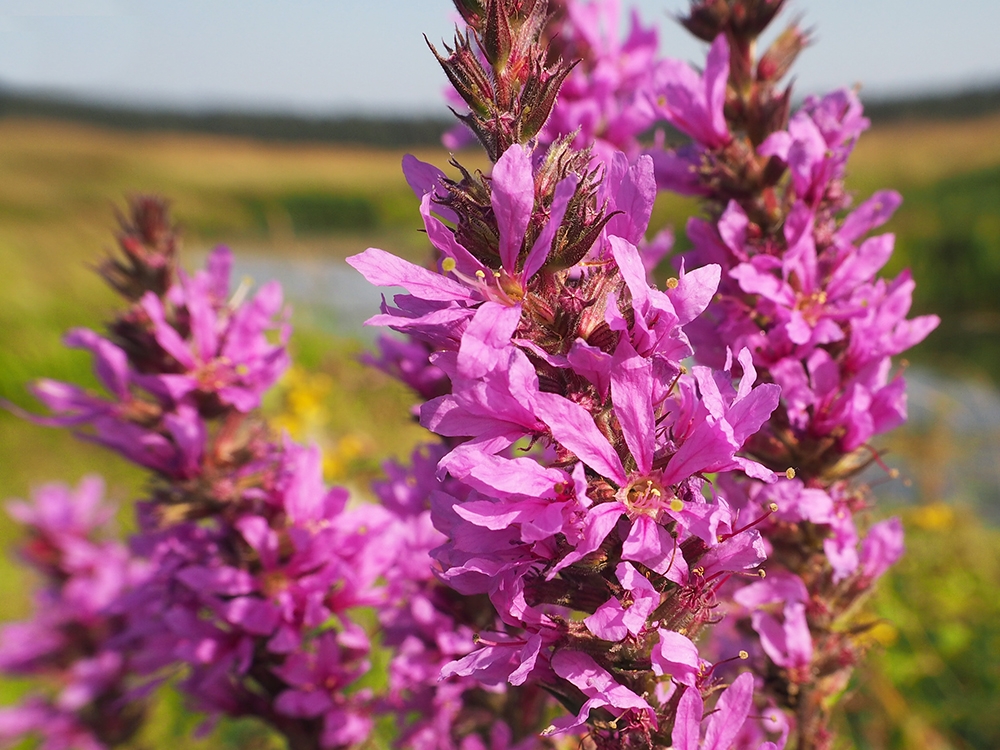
xmin=0 ymin=88 xmax=453 ymax=148
xmin=863 ymin=84 xmax=1000 ymax=124
xmin=1 ymin=83 xmax=998 ymax=146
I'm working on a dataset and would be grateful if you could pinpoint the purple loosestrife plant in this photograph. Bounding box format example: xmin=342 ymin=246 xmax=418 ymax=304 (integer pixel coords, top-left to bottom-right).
xmin=639 ymin=2 xmax=938 ymax=747
xmin=0 ymin=478 xmax=146 ymax=750
xmin=0 ymin=2 xmax=938 ymax=749
xmin=2 ymin=198 xmax=393 ymax=750
xmin=350 ymin=1 xmax=789 ymax=747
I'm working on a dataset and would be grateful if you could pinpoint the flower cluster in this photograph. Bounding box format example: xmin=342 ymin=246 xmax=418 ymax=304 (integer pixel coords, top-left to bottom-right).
xmin=349 ymin=1 xmax=795 ymax=746
xmin=537 ymin=0 xmax=663 ymax=165
xmin=635 ymin=2 xmax=937 ymax=747
xmin=1 ymin=1 xmax=937 ymax=749
xmin=0 ymin=478 xmax=145 ymax=750
xmin=2 ymin=198 xmax=393 ymax=750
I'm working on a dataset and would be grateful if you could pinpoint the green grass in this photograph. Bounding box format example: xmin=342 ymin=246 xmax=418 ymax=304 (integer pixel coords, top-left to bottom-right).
xmin=840 ymin=503 xmax=1000 ymax=750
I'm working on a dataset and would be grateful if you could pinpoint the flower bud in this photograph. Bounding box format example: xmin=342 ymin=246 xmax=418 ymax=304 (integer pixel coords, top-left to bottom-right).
xmin=757 ymin=23 xmax=810 ymax=83
xmin=680 ymin=0 xmax=731 ymax=42
xmin=100 ymin=195 xmax=179 ymax=301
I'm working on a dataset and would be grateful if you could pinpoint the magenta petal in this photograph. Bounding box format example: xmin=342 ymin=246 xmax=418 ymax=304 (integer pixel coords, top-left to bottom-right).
xmin=727 ymin=383 xmax=781 ymax=446
xmin=704 ymin=34 xmax=731 ymax=145
xmin=275 ymin=688 xmax=332 ymax=718
xmin=224 ymin=597 xmax=280 ymax=636
xmin=206 ymin=245 xmax=232 ymax=300
xmin=457 ymin=302 xmax=522 ymax=379
xmin=440 ymin=639 xmax=521 ymax=686
xmin=551 ymin=649 xmax=651 ymax=712
xmin=419 ymin=194 xmax=488 ymax=277
xmin=23 ymin=379 xmax=104 ymax=424
xmin=671 ymin=685 xmax=704 ymax=750
xmin=491 ymin=144 xmax=535 ymax=273
xmin=616 ymin=562 xmax=659 ymax=632
xmin=870 ymin=376 xmax=908 ymax=435
xmin=783 ymin=602 xmax=814 ymax=667
xmin=652 ymin=630 xmax=701 ymax=683
xmin=509 ymin=634 xmax=542 ymax=686
xmin=346 ymin=247 xmax=473 ymax=302
xmin=603 ymin=153 xmax=656 ymax=245
xmin=236 ymin=516 xmax=279 ymax=569
xmin=585 ymin=598 xmax=628 ymax=642
xmin=401 ymin=154 xmax=458 ymax=220
xmin=567 ymin=339 xmax=613 ymax=397
xmin=162 ymin=403 xmax=205 ymax=478
xmin=534 ymin=392 xmax=627 ymax=485
xmin=547 ymin=502 xmax=624 ymax=578
xmin=64 ymin=329 xmax=130 ymax=399
xmin=837 ymin=190 xmax=902 ymax=243
xmin=184 ymin=277 xmax=219 ymax=363
xmin=609 ymin=236 xmax=651 ymax=310
xmin=622 ymin=516 xmax=686 ymax=581
xmin=177 ymin=565 xmax=256 ymax=595
xmin=718 ymin=200 xmax=748 ymax=254
xmin=828 ymin=233 xmax=895 ymax=299
xmin=447 ymin=448 xmax=563 ymax=498
xmin=859 ymin=517 xmax=904 ymax=581
xmin=759 ymin=129 xmax=792 ymax=161
xmin=522 ymin=173 xmax=578 ymax=280
xmin=734 ymin=572 xmax=809 ymax=609
xmin=141 ymin=292 xmax=195 ymax=368
xmin=660 ymin=416 xmax=736 ymax=487
xmin=453 ymin=499 xmax=524 ymax=530
xmin=730 ymin=262 xmax=795 ymax=306
xmin=751 ymin=603 xmax=812 ymax=671
xmin=610 ymin=338 xmax=654 ymax=474
xmin=669 ymin=263 xmax=721 ymax=325
xmin=703 ymin=672 xmax=754 ymax=750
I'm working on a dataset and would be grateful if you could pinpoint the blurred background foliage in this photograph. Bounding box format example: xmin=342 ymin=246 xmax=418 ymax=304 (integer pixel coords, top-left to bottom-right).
xmin=0 ymin=96 xmax=998 ymax=749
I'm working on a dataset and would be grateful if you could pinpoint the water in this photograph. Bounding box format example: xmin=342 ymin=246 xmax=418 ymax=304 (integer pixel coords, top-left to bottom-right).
xmin=231 ymin=253 xmax=402 ymax=340
xmin=881 ymin=368 xmax=1000 ymax=521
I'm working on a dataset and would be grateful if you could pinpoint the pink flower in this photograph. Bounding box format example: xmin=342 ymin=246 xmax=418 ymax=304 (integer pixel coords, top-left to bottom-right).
xmin=651 ymin=34 xmax=732 ymax=149
xmin=584 ymin=563 xmax=660 ymax=641
xmin=671 ymin=672 xmax=761 ymax=750
xmin=543 ymin=650 xmax=654 ymax=736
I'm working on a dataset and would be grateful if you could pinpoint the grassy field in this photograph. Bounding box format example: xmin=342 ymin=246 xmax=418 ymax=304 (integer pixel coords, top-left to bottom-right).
xmin=1 ymin=112 xmax=999 ymax=748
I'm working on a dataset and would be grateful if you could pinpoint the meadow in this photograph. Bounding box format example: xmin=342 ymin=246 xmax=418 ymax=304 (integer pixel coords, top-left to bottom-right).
xmin=1 ymin=112 xmax=999 ymax=748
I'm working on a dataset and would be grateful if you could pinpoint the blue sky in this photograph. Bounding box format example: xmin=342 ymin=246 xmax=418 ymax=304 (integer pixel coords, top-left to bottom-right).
xmin=0 ymin=0 xmax=998 ymax=114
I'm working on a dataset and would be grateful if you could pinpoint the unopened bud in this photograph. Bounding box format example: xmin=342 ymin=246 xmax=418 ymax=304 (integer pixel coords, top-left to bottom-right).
xmin=482 ymin=0 xmax=513 ymax=72
xmin=680 ymin=0 xmax=731 ymax=42
xmin=452 ymin=0 xmax=484 ymax=29
xmin=757 ymin=24 xmax=810 ymax=84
